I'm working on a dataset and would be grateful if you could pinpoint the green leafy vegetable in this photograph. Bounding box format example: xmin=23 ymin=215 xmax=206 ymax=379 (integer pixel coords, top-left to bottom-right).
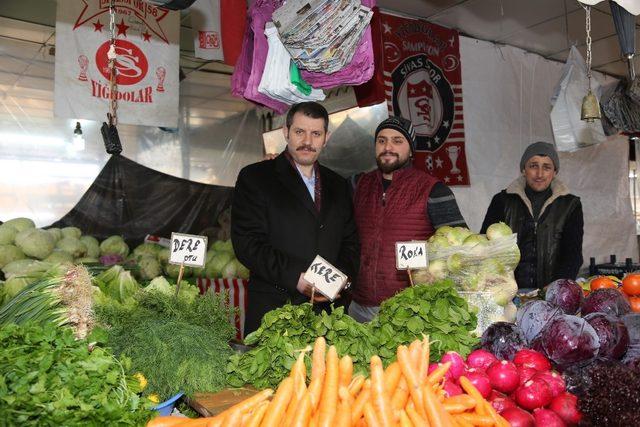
xmin=0 ymin=323 xmax=152 ymax=426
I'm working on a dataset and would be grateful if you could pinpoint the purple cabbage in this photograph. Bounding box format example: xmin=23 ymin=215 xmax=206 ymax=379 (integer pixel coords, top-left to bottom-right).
xmin=541 ymin=314 xmax=600 ymax=370
xmin=545 ymin=279 xmax=584 ymax=314
xmin=581 ymin=288 xmax=631 ymax=317
xmin=480 ymin=321 xmax=527 ymax=360
xmin=584 ymin=312 xmax=629 ymax=359
xmin=516 ymin=300 xmax=563 ymax=343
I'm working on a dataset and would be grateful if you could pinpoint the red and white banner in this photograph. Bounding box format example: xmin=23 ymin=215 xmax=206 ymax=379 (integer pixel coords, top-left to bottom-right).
xmin=197 ymin=277 xmax=247 ymax=340
xmin=54 ymin=0 xmax=180 ymax=127
xmin=379 ymin=13 xmax=470 ymax=185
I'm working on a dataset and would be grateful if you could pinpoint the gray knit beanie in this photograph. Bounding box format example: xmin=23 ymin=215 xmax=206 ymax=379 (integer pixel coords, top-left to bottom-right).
xmin=375 ymin=116 xmax=416 ymax=153
xmin=520 ymin=141 xmax=559 ymax=172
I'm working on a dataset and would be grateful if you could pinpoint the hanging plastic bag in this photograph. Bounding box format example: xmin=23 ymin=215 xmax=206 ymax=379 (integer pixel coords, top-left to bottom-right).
xmin=550 ymin=46 xmax=606 ymax=152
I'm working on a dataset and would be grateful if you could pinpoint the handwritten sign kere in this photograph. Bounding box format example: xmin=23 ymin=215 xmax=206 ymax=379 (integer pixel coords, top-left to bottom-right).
xmin=395 ymin=241 xmax=428 ymax=270
xmin=303 ymin=255 xmax=348 ymax=301
xmin=169 ymin=232 xmax=208 ymax=268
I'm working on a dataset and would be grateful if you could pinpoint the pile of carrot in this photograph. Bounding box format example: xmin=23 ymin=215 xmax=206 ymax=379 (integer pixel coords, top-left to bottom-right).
xmin=147 ymin=336 xmax=509 ymax=427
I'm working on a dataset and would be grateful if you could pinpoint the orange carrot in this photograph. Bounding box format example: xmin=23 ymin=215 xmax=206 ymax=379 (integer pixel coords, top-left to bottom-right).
xmin=308 ymin=338 xmax=327 ymax=412
xmin=363 ymin=402 xmax=383 ymax=427
xmin=351 ymin=381 xmax=371 ymax=425
xmin=397 ymin=345 xmax=426 ymax=419
xmin=405 ymin=401 xmax=428 ymax=426
xmin=260 ymin=377 xmax=293 ymax=427
xmin=291 ymin=392 xmax=313 ymax=427
xmin=399 ymin=409 xmax=414 ymax=427
xmin=458 ymin=376 xmax=487 ymax=416
xmin=419 ymin=336 xmax=431 ymax=382
xmin=173 ymin=419 xmax=211 ymax=427
xmin=457 ymin=413 xmax=494 ymax=426
xmin=317 ymin=346 xmax=339 ymax=427
xmin=483 ymin=400 xmax=510 ymax=427
xmin=371 ymin=355 xmax=395 ymax=426
xmin=391 ymin=377 xmax=410 ymax=411
xmin=334 ymin=387 xmax=352 ymax=427
xmin=453 ymin=414 xmax=474 ymax=427
xmin=427 ymin=361 xmax=451 ymax=385
xmin=348 ymin=375 xmax=365 ymax=396
xmin=211 ymin=388 xmax=274 ymax=424
xmin=409 ymin=340 xmax=422 ymax=367
xmin=243 ymin=401 xmax=269 ymax=427
xmin=338 ymin=355 xmax=353 ymax=389
xmin=146 ymin=416 xmax=189 ymax=427
xmin=384 ymin=361 xmax=402 ymax=395
xmin=222 ymin=409 xmax=244 ymax=426
xmin=443 ymin=395 xmax=476 ymax=409
xmin=423 ymin=382 xmax=451 ymax=427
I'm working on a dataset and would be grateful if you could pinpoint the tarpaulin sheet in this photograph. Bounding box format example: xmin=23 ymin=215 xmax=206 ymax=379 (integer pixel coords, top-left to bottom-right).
xmin=49 ymin=154 xmax=233 ymax=245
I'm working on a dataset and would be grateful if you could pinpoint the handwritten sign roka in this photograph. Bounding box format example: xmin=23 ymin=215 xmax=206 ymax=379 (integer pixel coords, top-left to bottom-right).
xmin=169 ymin=232 xmax=208 ymax=267
xmin=303 ymin=255 xmax=348 ymax=301
xmin=395 ymin=241 xmax=428 ymax=270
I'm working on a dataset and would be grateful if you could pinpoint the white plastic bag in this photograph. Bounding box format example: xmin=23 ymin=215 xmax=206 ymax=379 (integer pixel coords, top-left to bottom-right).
xmin=550 ymin=46 xmax=606 ymax=152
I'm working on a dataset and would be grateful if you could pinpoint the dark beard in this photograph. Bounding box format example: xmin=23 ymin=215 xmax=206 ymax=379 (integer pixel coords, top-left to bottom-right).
xmin=376 ymin=154 xmax=410 ymax=174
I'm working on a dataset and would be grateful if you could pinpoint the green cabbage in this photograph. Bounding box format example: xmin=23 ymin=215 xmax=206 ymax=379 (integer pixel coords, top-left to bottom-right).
xmin=99 ymin=236 xmax=130 ymax=257
xmin=133 ymin=243 xmax=161 ymax=258
xmin=0 ymin=245 xmax=26 ymax=268
xmin=0 ymin=224 xmax=17 ymax=245
xmin=61 ymin=226 xmax=82 ymax=239
xmin=145 ymin=276 xmax=172 ymax=294
xmin=1 ymin=259 xmax=50 ymax=279
xmin=3 ymin=277 xmax=31 ymax=303
xmin=15 ymin=229 xmax=55 ymax=260
xmin=3 ymin=218 xmax=35 ymax=232
xmin=221 ymin=260 xmax=237 ymax=278
xmin=75 ymin=257 xmax=99 ymax=264
xmin=46 ymin=228 xmax=62 ymax=242
xmin=80 ymin=236 xmax=100 ymax=258
xmin=55 ymin=237 xmax=87 ymax=258
xmin=157 ymin=248 xmax=170 ymax=264
xmin=236 ymin=260 xmax=250 ymax=280
xmin=136 ymin=255 xmax=162 ymax=280
xmin=486 ymin=222 xmax=512 ymax=240
xmin=206 ymin=252 xmax=233 ymax=278
xmin=164 ymin=263 xmax=192 ymax=279
xmin=45 ymin=250 xmax=74 ymax=264
xmin=105 ymin=270 xmax=140 ymax=304
xmin=145 ymin=276 xmax=198 ymax=303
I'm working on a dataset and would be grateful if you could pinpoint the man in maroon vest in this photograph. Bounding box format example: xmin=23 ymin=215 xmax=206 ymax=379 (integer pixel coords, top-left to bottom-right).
xmin=350 ymin=116 xmax=467 ymax=322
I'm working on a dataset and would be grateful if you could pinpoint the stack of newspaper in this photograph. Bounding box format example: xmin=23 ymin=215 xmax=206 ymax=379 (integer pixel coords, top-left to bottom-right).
xmin=272 ymin=0 xmax=373 ymax=74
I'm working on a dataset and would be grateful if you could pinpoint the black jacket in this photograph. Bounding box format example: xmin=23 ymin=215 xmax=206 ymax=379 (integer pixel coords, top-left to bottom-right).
xmin=231 ymin=153 xmax=360 ymax=335
xmin=481 ymin=177 xmax=583 ymax=289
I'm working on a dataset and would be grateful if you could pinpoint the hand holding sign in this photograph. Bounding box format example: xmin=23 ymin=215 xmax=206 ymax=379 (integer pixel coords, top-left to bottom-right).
xmin=296 ymin=273 xmax=329 ymax=303
xmin=303 ymin=255 xmax=348 ymax=302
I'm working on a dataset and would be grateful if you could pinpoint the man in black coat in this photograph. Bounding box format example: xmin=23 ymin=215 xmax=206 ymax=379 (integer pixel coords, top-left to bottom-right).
xmin=231 ymin=102 xmax=360 ymax=335
xmin=481 ymin=141 xmax=583 ymax=290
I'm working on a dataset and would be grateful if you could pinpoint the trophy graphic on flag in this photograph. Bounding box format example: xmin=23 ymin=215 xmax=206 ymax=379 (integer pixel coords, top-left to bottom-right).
xmin=77 ymin=55 xmax=89 ymax=81
xmin=155 ymin=66 xmax=166 ymax=92
xmin=447 ymin=145 xmax=461 ymax=175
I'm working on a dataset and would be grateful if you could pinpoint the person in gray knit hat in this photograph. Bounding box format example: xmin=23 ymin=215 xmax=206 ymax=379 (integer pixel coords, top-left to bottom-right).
xmin=481 ymin=141 xmax=583 ymax=290
xmin=348 ymin=116 xmax=467 ymax=323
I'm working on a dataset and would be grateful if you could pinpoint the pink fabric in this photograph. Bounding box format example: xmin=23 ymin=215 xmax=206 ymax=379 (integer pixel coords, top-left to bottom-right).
xmin=231 ymin=0 xmax=376 ymax=110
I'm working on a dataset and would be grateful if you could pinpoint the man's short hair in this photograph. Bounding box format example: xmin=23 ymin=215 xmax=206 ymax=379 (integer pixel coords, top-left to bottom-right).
xmin=285 ymin=102 xmax=329 ymax=132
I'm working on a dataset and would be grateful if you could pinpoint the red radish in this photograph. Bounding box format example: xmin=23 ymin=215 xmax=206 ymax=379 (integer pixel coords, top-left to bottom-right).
xmin=548 ymin=392 xmax=582 ymax=426
xmin=518 ymin=366 xmax=538 ymax=386
xmin=532 ymin=371 xmax=566 ymax=398
xmin=514 ymin=349 xmax=552 ymax=371
xmin=490 ymin=392 xmax=517 ymax=414
xmin=515 ymin=378 xmax=553 ymax=411
xmin=466 ymin=349 xmax=497 ymax=371
xmin=442 ymin=380 xmax=462 ymax=397
xmin=502 ymin=407 xmax=535 ymax=427
xmin=533 ymin=408 xmax=566 ymax=427
xmin=441 ymin=351 xmax=466 ymax=379
xmin=462 ymin=369 xmax=492 ymax=398
xmin=428 ymin=363 xmax=453 ymax=381
xmin=486 ymin=360 xmax=520 ymax=394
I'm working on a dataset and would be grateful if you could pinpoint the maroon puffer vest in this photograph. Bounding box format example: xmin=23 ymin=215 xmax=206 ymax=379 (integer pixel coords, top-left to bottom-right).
xmin=353 ymin=167 xmax=438 ymax=306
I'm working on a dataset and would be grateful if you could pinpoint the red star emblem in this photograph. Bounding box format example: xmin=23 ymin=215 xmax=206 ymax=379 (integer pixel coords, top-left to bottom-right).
xmin=142 ymin=31 xmax=152 ymax=42
xmin=92 ymin=20 xmax=104 ymax=32
xmin=116 ymin=19 xmax=130 ymax=37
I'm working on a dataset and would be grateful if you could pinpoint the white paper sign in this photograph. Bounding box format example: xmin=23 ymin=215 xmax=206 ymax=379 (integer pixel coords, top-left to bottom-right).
xmin=303 ymin=255 xmax=348 ymax=301
xmin=169 ymin=232 xmax=208 ymax=267
xmin=395 ymin=241 xmax=428 ymax=270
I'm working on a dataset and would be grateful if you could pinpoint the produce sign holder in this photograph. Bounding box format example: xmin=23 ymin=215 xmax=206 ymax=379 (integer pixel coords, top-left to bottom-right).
xmin=302 ymin=255 xmax=348 ymax=301
xmin=395 ymin=241 xmax=428 ymax=286
xmin=197 ymin=277 xmax=248 ymax=340
xmin=170 ymin=232 xmax=207 ymax=298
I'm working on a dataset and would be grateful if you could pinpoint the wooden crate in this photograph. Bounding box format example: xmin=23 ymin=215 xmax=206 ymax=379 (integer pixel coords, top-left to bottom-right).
xmin=188 ymin=388 xmax=259 ymax=417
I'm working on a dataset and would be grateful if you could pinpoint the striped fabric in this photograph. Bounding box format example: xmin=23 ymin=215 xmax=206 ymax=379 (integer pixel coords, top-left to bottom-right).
xmin=197 ymin=278 xmax=248 ymax=340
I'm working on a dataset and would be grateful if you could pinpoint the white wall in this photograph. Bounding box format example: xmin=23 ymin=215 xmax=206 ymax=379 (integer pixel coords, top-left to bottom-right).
xmin=454 ymin=36 xmax=638 ymax=268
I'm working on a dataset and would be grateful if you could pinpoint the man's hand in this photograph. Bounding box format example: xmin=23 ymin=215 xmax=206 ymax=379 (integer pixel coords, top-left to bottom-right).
xmin=296 ymin=273 xmax=329 ymax=302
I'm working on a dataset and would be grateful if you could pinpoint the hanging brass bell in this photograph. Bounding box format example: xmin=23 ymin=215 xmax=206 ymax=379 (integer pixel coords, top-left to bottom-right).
xmin=581 ymin=89 xmax=601 ymax=122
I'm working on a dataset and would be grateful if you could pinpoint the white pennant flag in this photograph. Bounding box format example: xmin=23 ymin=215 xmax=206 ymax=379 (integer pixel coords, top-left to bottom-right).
xmin=190 ymin=0 xmax=224 ymax=61
xmin=54 ymin=0 xmax=180 ymax=127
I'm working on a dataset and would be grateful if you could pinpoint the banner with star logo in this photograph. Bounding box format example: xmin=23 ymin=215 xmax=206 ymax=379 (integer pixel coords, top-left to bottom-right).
xmin=379 ymin=12 xmax=469 ymax=185
xmin=54 ymin=0 xmax=180 ymax=127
